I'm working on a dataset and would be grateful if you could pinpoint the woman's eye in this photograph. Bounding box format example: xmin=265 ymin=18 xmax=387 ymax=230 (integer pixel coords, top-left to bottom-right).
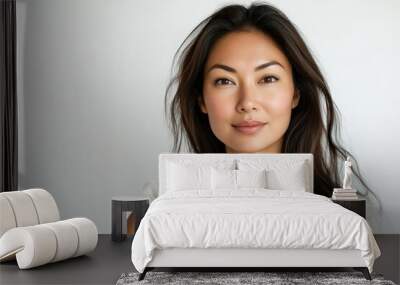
xmin=259 ymin=75 xmax=278 ymax=84
xmin=214 ymin=78 xmax=234 ymax=86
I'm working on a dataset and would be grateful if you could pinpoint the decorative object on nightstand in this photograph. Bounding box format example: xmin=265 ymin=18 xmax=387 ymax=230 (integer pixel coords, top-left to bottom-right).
xmin=142 ymin=180 xmax=158 ymax=203
xmin=331 ymin=198 xmax=366 ymax=218
xmin=332 ymin=188 xmax=358 ymax=200
xmin=111 ymin=196 xmax=149 ymax=242
xmin=332 ymin=156 xmax=359 ymax=200
xmin=342 ymin=156 xmax=353 ymax=189
xmin=331 ymin=157 xmax=366 ymax=218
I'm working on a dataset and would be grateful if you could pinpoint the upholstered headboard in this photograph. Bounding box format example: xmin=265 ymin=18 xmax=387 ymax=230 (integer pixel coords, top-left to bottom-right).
xmin=158 ymin=153 xmax=314 ymax=195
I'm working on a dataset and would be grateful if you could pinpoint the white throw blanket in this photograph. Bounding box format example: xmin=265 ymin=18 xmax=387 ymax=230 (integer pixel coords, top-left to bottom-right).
xmin=131 ymin=189 xmax=381 ymax=273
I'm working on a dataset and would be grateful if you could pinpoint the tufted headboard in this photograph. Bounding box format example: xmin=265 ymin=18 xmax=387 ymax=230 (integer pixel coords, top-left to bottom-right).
xmin=158 ymin=153 xmax=314 ymax=195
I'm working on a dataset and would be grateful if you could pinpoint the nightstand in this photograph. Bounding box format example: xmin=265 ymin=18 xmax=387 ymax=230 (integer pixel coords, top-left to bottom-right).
xmin=111 ymin=196 xmax=149 ymax=242
xmin=331 ymin=198 xmax=366 ymax=218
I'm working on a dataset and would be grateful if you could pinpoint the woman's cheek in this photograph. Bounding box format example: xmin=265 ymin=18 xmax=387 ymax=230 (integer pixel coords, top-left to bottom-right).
xmin=206 ymin=95 xmax=235 ymax=133
xmin=263 ymin=89 xmax=294 ymax=115
xmin=266 ymin=98 xmax=293 ymax=134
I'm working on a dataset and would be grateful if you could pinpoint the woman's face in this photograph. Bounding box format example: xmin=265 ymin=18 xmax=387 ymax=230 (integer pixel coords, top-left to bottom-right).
xmin=201 ymin=28 xmax=299 ymax=153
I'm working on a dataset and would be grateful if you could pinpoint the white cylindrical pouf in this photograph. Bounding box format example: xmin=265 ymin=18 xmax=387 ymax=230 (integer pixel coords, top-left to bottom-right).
xmin=42 ymin=221 xmax=79 ymax=262
xmin=0 ymin=196 xmax=17 ymax=237
xmin=65 ymin=218 xmax=98 ymax=257
xmin=24 ymin=189 xmax=60 ymax=223
xmin=0 ymin=226 xmax=58 ymax=269
xmin=0 ymin=218 xmax=98 ymax=269
xmin=0 ymin=192 xmax=39 ymax=227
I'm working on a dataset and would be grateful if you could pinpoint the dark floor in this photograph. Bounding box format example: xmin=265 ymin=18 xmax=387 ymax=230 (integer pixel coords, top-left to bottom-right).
xmin=0 ymin=234 xmax=398 ymax=285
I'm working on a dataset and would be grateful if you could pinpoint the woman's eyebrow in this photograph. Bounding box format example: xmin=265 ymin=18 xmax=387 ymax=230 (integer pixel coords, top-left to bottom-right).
xmin=255 ymin=60 xmax=284 ymax=71
xmin=207 ymin=60 xmax=284 ymax=74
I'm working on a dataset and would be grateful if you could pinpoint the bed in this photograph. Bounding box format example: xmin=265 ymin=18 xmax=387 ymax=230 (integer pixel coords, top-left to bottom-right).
xmin=131 ymin=153 xmax=381 ymax=281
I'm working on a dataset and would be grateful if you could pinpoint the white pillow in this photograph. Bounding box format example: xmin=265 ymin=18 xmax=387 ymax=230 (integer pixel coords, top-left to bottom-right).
xmin=211 ymin=168 xmax=236 ymax=190
xmin=237 ymin=159 xmax=308 ymax=191
xmin=237 ymin=169 xmax=268 ymax=188
xmin=166 ymin=161 xmax=211 ymax=191
xmin=265 ymin=162 xmax=307 ymax=191
xmin=211 ymin=168 xmax=268 ymax=190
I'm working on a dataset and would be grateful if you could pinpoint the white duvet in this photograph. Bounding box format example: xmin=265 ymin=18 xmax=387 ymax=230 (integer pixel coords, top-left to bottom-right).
xmin=131 ymin=189 xmax=381 ymax=273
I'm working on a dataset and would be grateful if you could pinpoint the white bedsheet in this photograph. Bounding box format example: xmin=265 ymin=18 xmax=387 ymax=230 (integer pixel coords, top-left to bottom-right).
xmin=131 ymin=189 xmax=381 ymax=273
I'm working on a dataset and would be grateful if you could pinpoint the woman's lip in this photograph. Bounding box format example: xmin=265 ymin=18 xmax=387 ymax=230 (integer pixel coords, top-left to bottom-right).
xmin=232 ymin=121 xmax=267 ymax=127
xmin=233 ymin=123 xmax=267 ymax=135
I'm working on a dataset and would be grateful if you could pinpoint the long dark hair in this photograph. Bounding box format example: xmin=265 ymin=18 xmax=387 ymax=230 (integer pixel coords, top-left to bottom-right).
xmin=164 ymin=2 xmax=378 ymax=200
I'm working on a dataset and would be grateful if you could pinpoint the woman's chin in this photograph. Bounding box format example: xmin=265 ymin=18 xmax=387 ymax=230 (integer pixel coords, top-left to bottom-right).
xmin=225 ymin=144 xmax=273 ymax=154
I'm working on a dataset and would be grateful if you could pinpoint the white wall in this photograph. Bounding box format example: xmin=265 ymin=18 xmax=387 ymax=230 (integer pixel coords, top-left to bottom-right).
xmin=16 ymin=0 xmax=400 ymax=234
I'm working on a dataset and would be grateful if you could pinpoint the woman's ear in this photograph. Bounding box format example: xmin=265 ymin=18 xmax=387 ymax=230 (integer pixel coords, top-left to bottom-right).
xmin=292 ymin=89 xmax=300 ymax=109
xmin=199 ymin=96 xmax=208 ymax=113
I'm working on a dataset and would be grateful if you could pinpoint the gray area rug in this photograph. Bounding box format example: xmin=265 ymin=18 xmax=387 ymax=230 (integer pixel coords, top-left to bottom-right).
xmin=116 ymin=271 xmax=397 ymax=285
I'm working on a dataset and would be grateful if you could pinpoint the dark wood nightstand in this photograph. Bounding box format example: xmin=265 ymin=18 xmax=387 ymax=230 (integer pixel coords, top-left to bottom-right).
xmin=111 ymin=196 xmax=149 ymax=242
xmin=331 ymin=198 xmax=366 ymax=218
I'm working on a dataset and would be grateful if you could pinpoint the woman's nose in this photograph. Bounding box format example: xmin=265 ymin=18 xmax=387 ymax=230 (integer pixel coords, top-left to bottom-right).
xmin=236 ymin=83 xmax=259 ymax=113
